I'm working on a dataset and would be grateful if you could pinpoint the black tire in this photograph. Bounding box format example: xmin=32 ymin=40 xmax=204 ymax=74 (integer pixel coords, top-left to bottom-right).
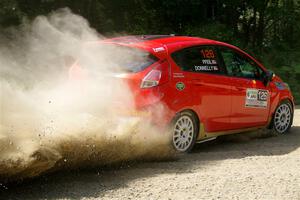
xmin=272 ymin=100 xmax=293 ymax=134
xmin=171 ymin=111 xmax=199 ymax=153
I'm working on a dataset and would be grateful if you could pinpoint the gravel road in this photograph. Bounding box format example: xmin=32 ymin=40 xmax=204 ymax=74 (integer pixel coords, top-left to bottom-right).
xmin=1 ymin=109 xmax=299 ymax=200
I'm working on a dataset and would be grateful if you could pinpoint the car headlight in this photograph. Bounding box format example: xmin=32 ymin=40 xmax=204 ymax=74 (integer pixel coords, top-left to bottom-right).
xmin=274 ymin=82 xmax=290 ymax=91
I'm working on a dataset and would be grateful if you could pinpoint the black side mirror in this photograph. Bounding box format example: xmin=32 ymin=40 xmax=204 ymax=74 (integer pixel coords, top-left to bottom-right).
xmin=263 ymin=70 xmax=274 ymax=86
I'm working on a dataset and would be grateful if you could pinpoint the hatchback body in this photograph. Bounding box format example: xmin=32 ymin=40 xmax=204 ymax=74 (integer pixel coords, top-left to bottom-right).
xmin=72 ymin=35 xmax=295 ymax=152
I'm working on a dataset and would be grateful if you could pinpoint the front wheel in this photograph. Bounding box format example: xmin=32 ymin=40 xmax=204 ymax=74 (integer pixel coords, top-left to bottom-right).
xmin=273 ymin=101 xmax=293 ymax=134
xmin=171 ymin=111 xmax=199 ymax=153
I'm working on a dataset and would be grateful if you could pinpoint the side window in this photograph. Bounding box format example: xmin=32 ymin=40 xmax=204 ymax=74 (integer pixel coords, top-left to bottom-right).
xmin=171 ymin=46 xmax=225 ymax=74
xmin=219 ymin=47 xmax=264 ymax=80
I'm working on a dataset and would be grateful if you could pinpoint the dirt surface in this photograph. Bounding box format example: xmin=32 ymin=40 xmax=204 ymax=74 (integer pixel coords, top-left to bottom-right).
xmin=1 ymin=109 xmax=299 ymax=200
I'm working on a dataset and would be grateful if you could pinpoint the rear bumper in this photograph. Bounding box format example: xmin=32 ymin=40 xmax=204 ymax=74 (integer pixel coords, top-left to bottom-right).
xmin=114 ymin=103 xmax=173 ymax=129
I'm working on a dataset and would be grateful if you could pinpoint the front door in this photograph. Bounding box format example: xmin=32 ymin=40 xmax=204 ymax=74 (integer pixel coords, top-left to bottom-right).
xmin=218 ymin=46 xmax=271 ymax=129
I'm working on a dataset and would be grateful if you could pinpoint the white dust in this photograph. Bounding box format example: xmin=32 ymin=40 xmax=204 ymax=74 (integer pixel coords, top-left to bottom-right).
xmin=0 ymin=8 xmax=173 ymax=182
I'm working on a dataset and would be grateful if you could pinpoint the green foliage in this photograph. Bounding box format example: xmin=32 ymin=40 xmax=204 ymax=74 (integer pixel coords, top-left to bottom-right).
xmin=0 ymin=0 xmax=22 ymax=26
xmin=184 ymin=22 xmax=241 ymax=46
xmin=0 ymin=0 xmax=299 ymax=103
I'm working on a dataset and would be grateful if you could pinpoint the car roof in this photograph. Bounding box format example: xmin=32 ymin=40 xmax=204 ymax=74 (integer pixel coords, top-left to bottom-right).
xmin=102 ymin=35 xmax=221 ymax=57
xmin=105 ymin=35 xmax=215 ymax=46
xmin=103 ymin=35 xmax=239 ymax=53
xmin=101 ymin=35 xmax=266 ymax=70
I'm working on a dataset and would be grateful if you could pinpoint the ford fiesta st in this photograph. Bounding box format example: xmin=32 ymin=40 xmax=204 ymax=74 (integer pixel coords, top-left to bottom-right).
xmin=71 ymin=35 xmax=295 ymax=153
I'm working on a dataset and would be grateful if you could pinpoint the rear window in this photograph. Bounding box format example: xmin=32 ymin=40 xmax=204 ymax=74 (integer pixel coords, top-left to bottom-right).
xmin=79 ymin=44 xmax=158 ymax=73
xmin=171 ymin=46 xmax=225 ymax=74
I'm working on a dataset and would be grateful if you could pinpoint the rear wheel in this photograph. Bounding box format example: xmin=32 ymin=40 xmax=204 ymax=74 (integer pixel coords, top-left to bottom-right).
xmin=171 ymin=111 xmax=198 ymax=153
xmin=273 ymin=101 xmax=293 ymax=134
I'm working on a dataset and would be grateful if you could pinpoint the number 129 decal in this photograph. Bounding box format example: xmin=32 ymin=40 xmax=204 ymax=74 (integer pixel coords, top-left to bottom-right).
xmin=245 ymin=89 xmax=269 ymax=108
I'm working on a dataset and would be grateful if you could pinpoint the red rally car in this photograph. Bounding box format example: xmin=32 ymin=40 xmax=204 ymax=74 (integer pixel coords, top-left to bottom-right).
xmin=71 ymin=35 xmax=295 ymax=153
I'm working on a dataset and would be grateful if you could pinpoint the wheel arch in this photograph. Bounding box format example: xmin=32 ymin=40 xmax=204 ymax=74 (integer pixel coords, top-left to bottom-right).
xmin=171 ymin=108 xmax=200 ymax=153
xmin=171 ymin=108 xmax=201 ymax=132
xmin=268 ymin=98 xmax=294 ymax=129
xmin=278 ymin=98 xmax=294 ymax=112
xmin=175 ymin=108 xmax=200 ymax=125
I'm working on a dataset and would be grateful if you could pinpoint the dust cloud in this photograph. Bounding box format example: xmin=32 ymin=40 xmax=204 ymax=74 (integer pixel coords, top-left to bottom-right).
xmin=0 ymin=8 xmax=173 ymax=182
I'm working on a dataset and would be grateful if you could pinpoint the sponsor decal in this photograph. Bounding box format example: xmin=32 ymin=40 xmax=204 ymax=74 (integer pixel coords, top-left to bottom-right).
xmin=245 ymin=89 xmax=269 ymax=108
xmin=173 ymin=73 xmax=185 ymax=78
xmin=176 ymin=82 xmax=185 ymax=91
xmin=153 ymin=47 xmax=165 ymax=53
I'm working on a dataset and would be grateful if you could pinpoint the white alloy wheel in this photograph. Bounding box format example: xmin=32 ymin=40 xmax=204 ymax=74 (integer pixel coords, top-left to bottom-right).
xmin=274 ymin=103 xmax=292 ymax=134
xmin=172 ymin=115 xmax=195 ymax=152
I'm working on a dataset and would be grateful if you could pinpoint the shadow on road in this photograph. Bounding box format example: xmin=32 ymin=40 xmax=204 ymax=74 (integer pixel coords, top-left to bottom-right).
xmin=1 ymin=126 xmax=299 ymax=199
